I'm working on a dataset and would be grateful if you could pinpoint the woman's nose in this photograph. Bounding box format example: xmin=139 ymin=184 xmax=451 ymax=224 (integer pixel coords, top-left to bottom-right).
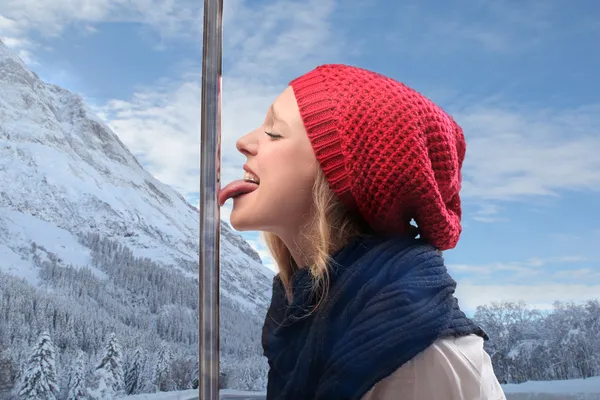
xmin=236 ymin=131 xmax=258 ymax=156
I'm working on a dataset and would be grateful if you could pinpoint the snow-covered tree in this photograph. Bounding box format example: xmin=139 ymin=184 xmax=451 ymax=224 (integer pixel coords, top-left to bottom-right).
xmin=124 ymin=346 xmax=144 ymax=395
xmin=153 ymin=344 xmax=172 ymax=392
xmin=222 ymin=354 xmax=268 ymax=392
xmin=473 ymin=299 xmax=600 ymax=383
xmin=66 ymin=351 xmax=86 ymax=400
xmin=87 ymin=367 xmax=115 ymax=400
xmin=95 ymin=332 xmax=124 ymax=396
xmin=18 ymin=332 xmax=60 ymax=400
xmin=0 ymin=350 xmax=17 ymax=397
xmin=169 ymin=354 xmax=195 ymax=390
xmin=191 ymin=360 xmax=199 ymax=389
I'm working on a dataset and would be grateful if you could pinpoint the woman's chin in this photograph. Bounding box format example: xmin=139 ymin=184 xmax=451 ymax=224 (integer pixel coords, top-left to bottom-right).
xmin=228 ymin=209 xmax=259 ymax=232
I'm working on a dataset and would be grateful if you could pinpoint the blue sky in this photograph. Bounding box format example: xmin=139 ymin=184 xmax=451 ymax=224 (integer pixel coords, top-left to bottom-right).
xmin=2 ymin=0 xmax=599 ymax=313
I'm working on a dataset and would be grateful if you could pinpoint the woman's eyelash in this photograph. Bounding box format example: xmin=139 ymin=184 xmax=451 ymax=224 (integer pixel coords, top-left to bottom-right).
xmin=265 ymin=131 xmax=282 ymax=139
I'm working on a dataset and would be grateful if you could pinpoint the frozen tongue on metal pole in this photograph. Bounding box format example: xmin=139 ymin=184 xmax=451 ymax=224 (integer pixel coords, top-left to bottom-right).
xmin=218 ymin=179 xmax=259 ymax=206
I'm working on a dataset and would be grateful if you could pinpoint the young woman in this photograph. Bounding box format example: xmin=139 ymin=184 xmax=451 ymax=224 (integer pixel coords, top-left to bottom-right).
xmin=218 ymin=64 xmax=506 ymax=400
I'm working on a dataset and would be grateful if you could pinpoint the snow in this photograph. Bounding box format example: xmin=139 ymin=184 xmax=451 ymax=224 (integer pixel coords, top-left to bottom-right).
xmin=0 ymin=242 xmax=35 ymax=284
xmin=120 ymin=381 xmax=600 ymax=400
xmin=0 ymin=51 xmax=200 ymax=268
xmin=122 ymin=389 xmax=268 ymax=399
xmin=0 ymin=208 xmax=104 ymax=276
xmin=220 ymin=389 xmax=267 ymax=398
xmin=123 ymin=389 xmax=197 ymax=399
xmin=120 ymin=377 xmax=600 ymax=399
xmin=502 ymin=376 xmax=600 ymax=395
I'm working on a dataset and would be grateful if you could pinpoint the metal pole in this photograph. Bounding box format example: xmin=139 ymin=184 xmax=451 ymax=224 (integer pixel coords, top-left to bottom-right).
xmin=199 ymin=0 xmax=223 ymax=398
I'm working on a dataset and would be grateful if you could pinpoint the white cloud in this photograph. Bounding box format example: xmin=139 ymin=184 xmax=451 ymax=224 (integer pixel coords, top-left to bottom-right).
xmin=97 ymin=78 xmax=202 ymax=195
xmin=0 ymin=16 xmax=38 ymax=64
xmin=472 ymin=203 xmax=505 ymax=223
xmin=455 ymin=282 xmax=600 ymax=313
xmin=448 ymin=256 xmax=590 ymax=278
xmin=450 ymin=262 xmax=541 ymax=279
xmin=223 ymin=0 xmax=340 ymax=81
xmin=84 ymin=25 xmax=99 ymax=35
xmin=0 ymin=0 xmax=200 ymax=38
xmin=553 ymin=268 xmax=600 ymax=280
xmin=1 ymin=0 xmax=341 ymax=67
xmin=0 ymin=14 xmax=25 ymax=38
xmin=448 ymin=255 xmax=599 ymax=311
xmin=0 ymin=0 xmax=201 ymax=64
xmin=456 ymin=104 xmax=600 ymax=203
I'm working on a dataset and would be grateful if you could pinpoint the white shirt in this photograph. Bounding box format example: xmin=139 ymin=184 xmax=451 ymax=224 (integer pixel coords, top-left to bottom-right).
xmin=361 ymin=334 xmax=507 ymax=400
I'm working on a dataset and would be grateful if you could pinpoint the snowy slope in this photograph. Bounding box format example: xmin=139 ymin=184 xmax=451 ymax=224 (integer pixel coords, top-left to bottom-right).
xmin=0 ymin=39 xmax=274 ymax=314
xmin=502 ymin=376 xmax=600 ymax=395
xmin=123 ymin=389 xmax=267 ymax=399
xmin=121 ymin=377 xmax=600 ymax=400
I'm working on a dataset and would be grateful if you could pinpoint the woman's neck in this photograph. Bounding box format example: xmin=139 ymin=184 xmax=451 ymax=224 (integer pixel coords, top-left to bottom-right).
xmin=279 ymin=233 xmax=312 ymax=269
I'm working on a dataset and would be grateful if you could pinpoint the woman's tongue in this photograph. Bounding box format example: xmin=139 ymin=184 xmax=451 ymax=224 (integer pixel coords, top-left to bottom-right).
xmin=218 ymin=179 xmax=259 ymax=206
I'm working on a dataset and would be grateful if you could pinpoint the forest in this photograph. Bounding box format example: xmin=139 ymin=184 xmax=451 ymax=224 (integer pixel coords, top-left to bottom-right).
xmin=0 ymin=233 xmax=267 ymax=399
xmin=474 ymin=299 xmax=600 ymax=384
xmin=0 ymin=235 xmax=597 ymax=398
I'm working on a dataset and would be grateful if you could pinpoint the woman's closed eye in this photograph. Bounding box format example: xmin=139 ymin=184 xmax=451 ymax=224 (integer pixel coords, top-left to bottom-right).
xmin=265 ymin=131 xmax=283 ymax=139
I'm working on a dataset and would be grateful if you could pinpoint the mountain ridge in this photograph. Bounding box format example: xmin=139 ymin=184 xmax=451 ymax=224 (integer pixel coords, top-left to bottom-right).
xmin=0 ymin=39 xmax=272 ymax=395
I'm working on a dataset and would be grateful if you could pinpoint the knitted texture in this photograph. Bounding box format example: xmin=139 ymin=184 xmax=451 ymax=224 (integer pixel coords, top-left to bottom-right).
xmin=262 ymin=236 xmax=487 ymax=400
xmin=290 ymin=64 xmax=466 ymax=250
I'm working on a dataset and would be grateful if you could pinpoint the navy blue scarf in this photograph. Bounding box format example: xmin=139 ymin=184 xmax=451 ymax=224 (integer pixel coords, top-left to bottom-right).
xmin=261 ymin=235 xmax=488 ymax=400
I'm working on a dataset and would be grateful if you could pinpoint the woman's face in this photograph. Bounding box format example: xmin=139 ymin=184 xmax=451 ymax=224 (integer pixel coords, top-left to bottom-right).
xmin=228 ymin=86 xmax=319 ymax=236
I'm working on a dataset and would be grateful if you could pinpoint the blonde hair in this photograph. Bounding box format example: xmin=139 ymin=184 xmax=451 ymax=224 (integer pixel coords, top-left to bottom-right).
xmin=262 ymin=168 xmax=372 ymax=309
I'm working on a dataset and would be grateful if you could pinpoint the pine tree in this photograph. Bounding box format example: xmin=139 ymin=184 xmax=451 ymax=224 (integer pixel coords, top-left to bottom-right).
xmin=95 ymin=332 xmax=124 ymax=395
xmin=191 ymin=360 xmax=198 ymax=389
xmin=66 ymin=351 xmax=86 ymax=400
xmin=124 ymin=346 xmax=143 ymax=395
xmin=18 ymin=332 xmax=60 ymax=400
xmin=87 ymin=367 xmax=115 ymax=400
xmin=0 ymin=351 xmax=17 ymax=396
xmin=153 ymin=344 xmax=172 ymax=392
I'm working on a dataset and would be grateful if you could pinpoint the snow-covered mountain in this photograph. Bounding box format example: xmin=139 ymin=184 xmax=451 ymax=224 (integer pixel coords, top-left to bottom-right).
xmin=0 ymin=39 xmax=273 ymax=397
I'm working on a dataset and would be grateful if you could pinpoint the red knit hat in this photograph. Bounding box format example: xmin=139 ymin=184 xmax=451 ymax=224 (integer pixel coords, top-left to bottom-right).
xmin=289 ymin=64 xmax=466 ymax=251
